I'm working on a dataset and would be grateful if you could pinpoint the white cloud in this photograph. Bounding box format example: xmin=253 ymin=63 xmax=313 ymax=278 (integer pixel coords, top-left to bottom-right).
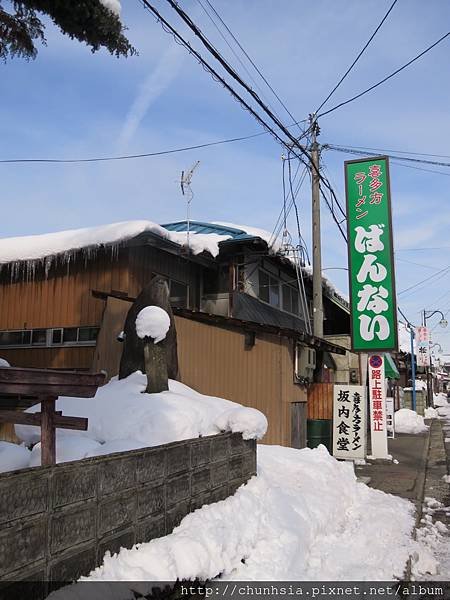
xmin=118 ymin=43 xmax=185 ymax=147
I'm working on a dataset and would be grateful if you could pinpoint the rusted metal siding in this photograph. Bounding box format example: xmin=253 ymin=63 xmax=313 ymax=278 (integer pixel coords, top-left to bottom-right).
xmin=0 ymin=249 xmax=129 ymax=330
xmin=0 ymin=347 xmax=95 ymax=370
xmin=0 ymin=245 xmax=203 ymax=333
xmin=175 ymin=317 xmax=306 ymax=446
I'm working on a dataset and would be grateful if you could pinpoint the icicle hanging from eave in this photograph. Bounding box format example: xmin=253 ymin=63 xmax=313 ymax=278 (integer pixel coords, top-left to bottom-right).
xmin=0 ymin=241 xmax=125 ymax=283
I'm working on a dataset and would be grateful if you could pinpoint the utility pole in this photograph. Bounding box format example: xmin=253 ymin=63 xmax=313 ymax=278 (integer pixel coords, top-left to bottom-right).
xmin=310 ymin=115 xmax=323 ymax=338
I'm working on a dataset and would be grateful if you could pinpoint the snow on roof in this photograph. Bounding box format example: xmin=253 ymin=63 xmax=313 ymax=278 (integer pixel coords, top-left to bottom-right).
xmin=0 ymin=220 xmax=232 ymax=268
xmin=0 ymin=218 xmax=347 ymax=306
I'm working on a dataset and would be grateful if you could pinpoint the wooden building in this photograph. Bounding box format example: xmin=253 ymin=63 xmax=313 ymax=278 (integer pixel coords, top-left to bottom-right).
xmin=0 ymin=220 xmax=347 ymax=447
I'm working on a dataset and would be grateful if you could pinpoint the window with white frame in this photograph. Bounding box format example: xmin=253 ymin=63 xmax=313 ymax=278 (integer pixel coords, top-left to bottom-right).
xmin=0 ymin=326 xmax=99 ymax=348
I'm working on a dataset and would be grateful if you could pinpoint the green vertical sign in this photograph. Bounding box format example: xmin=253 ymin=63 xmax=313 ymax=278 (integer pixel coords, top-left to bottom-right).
xmin=345 ymin=156 xmax=398 ymax=352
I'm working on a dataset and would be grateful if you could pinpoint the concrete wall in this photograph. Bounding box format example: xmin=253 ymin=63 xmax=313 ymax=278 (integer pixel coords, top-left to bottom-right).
xmin=402 ymin=389 xmax=426 ymax=416
xmin=0 ymin=432 xmax=256 ymax=584
xmin=326 ymin=334 xmax=363 ymax=384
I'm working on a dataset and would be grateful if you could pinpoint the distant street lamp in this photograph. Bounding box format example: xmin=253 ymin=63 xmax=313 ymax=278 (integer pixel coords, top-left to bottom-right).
xmin=423 ymin=310 xmax=448 ymax=407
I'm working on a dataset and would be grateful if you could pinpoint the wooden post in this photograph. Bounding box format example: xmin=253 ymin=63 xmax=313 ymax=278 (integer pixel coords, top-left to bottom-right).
xmin=40 ymin=396 xmax=56 ymax=466
xmin=143 ymin=340 xmax=169 ymax=394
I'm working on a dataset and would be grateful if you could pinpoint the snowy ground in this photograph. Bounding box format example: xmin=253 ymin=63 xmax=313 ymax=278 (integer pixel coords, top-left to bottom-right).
xmin=411 ymin=393 xmax=450 ymax=580
xmin=78 ymin=445 xmax=418 ymax=584
xmin=0 ymin=373 xmax=267 ymax=473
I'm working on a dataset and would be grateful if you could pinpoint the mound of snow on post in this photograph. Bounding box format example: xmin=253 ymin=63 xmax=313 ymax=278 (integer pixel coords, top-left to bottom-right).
xmin=0 ymin=442 xmax=31 ymax=473
xmin=0 ymin=358 xmax=10 ymax=367
xmin=395 ymin=409 xmax=429 ymax=434
xmin=135 ymin=306 xmax=170 ymax=343
xmin=82 ymin=445 xmax=416 ymax=583
xmin=15 ymin=372 xmax=267 ymax=447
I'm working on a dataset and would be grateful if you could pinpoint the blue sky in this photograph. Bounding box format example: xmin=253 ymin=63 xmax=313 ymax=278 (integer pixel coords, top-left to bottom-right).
xmin=1 ymin=0 xmax=450 ymax=350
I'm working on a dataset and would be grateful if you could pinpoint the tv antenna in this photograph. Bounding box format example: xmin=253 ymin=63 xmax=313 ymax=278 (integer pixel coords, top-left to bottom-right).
xmin=180 ymin=160 xmax=200 ymax=252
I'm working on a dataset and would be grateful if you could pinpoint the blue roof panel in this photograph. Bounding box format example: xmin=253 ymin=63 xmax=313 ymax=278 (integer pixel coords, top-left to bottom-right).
xmin=161 ymin=221 xmax=258 ymax=241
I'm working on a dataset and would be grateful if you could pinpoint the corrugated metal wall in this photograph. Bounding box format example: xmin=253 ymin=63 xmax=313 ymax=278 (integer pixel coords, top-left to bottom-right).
xmin=0 ymin=244 xmax=203 ymax=332
xmin=0 ymin=347 xmax=95 ymax=370
xmin=93 ymin=297 xmax=307 ymax=447
xmin=176 ymin=317 xmax=306 ymax=446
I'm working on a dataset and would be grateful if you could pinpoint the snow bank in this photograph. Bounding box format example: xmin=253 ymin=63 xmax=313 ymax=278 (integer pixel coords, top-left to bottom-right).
xmin=395 ymin=409 xmax=429 ymax=434
xmin=434 ymin=393 xmax=449 ymax=407
xmin=15 ymin=373 xmax=267 ymax=448
xmin=0 ymin=442 xmax=31 ymax=473
xmin=84 ymin=445 xmax=415 ymax=582
xmin=29 ymin=435 xmax=101 ymax=467
xmin=135 ymin=306 xmax=170 ymax=343
xmin=404 ymin=380 xmax=427 ymax=392
xmin=0 ymin=358 xmax=10 ymax=367
xmin=425 ymin=407 xmax=439 ymax=419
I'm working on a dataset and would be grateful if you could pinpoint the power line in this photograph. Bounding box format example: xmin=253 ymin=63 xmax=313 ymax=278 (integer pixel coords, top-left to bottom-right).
xmin=0 ymin=132 xmax=267 ymax=164
xmin=329 ymin=143 xmax=450 ymax=161
xmin=397 ymin=265 xmax=450 ymax=296
xmin=194 ymin=0 xmax=283 ymax=123
xmin=327 ymin=144 xmax=450 ymax=168
xmin=317 ymin=31 xmax=450 ymax=118
xmin=395 ymin=257 xmax=443 ymax=271
xmin=397 ymin=246 xmax=450 ymax=252
xmin=198 ymin=0 xmax=304 ymax=133
xmin=315 ymin=0 xmax=398 ymax=114
xmin=139 ymin=0 xmax=307 ymax=166
xmin=157 ymin=0 xmax=313 ymax=167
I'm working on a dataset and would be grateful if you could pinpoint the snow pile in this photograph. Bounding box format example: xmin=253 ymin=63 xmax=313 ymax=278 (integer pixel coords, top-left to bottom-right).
xmin=404 ymin=380 xmax=427 ymax=392
xmin=15 ymin=373 xmax=267 ymax=451
xmin=434 ymin=393 xmax=449 ymax=407
xmin=100 ymin=0 xmax=121 ymax=15
xmin=0 ymin=358 xmax=10 ymax=367
xmin=29 ymin=435 xmax=101 ymax=467
xmin=425 ymin=407 xmax=439 ymax=419
xmin=412 ymin=497 xmax=448 ymax=579
xmin=168 ymin=231 xmax=231 ymax=257
xmin=395 ymin=409 xmax=429 ymax=434
xmin=83 ymin=445 xmax=415 ymax=582
xmin=0 ymin=442 xmax=31 ymax=473
xmin=135 ymin=306 xmax=170 ymax=343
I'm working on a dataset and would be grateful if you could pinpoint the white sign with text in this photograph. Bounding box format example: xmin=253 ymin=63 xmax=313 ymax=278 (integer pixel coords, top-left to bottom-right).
xmin=368 ymin=354 xmax=389 ymax=459
xmin=332 ymin=385 xmax=366 ymax=460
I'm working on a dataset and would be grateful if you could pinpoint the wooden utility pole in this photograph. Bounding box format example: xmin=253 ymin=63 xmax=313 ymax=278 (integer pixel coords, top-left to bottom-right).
xmin=311 ymin=116 xmax=323 ymax=338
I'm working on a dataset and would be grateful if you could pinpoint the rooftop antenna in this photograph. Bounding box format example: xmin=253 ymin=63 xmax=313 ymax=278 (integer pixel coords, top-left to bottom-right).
xmin=180 ymin=160 xmax=200 ymax=253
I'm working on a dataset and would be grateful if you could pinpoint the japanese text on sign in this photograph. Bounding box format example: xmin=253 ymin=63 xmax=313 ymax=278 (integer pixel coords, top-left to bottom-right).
xmin=416 ymin=326 xmax=430 ymax=368
xmin=332 ymin=385 xmax=366 ymax=460
xmin=368 ymin=354 xmax=389 ymax=459
xmin=345 ymin=157 xmax=398 ymax=352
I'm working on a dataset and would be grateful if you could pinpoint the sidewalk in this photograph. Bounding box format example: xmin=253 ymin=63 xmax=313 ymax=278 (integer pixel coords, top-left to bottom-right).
xmin=354 ymin=429 xmax=430 ymax=508
xmin=354 ymin=418 xmax=450 ymax=581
